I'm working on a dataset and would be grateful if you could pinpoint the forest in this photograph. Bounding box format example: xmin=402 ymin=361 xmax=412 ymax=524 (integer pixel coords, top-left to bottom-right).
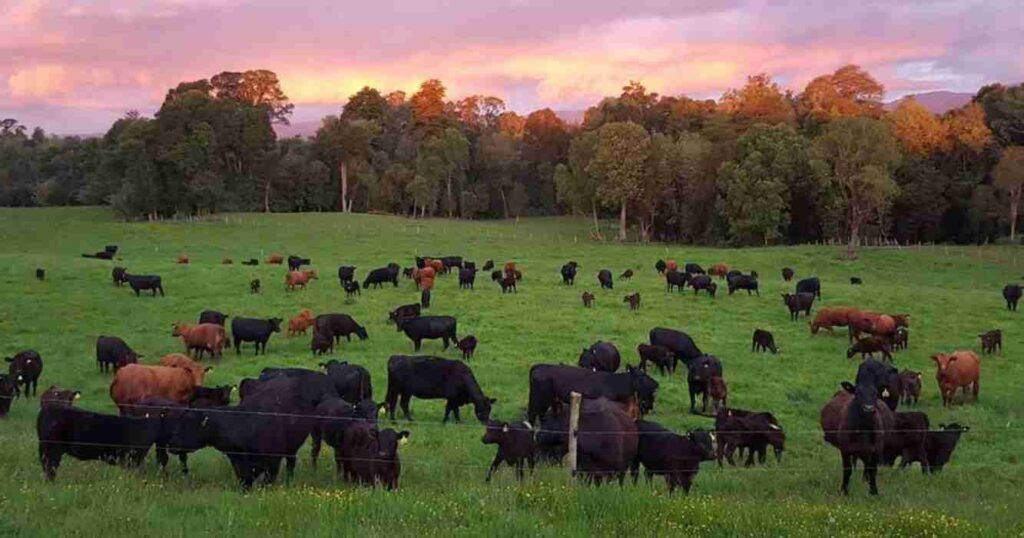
xmin=2 ymin=66 xmax=1023 ymax=252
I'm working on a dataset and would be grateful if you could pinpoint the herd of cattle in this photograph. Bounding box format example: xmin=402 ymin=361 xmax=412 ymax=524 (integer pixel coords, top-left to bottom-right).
xmin=3 ymin=249 xmax=1003 ymax=495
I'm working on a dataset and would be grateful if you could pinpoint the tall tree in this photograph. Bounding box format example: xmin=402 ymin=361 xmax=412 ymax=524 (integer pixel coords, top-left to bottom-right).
xmin=887 ymin=98 xmax=951 ymax=155
xmin=554 ymin=130 xmax=600 ymax=232
xmin=315 ymin=116 xmax=379 ymax=212
xmin=422 ymin=128 xmax=469 ymax=217
xmin=798 ymin=65 xmax=885 ymax=122
xmin=476 ymin=132 xmax=518 ymax=217
xmin=342 ymin=86 xmax=389 ymax=122
xmin=589 ymin=121 xmax=650 ymax=241
xmin=975 ymin=83 xmax=1024 ymax=147
xmin=410 ymin=79 xmax=449 ymax=137
xmin=993 ymin=146 xmax=1024 ymax=241
xmin=210 ymin=70 xmax=294 ymax=124
xmin=720 ymin=74 xmax=795 ymax=127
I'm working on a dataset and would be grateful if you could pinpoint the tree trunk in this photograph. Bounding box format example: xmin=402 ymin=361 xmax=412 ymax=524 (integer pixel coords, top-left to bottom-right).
xmin=339 ymin=160 xmax=348 ymax=213
xmin=591 ymin=201 xmax=599 ymax=235
xmin=499 ymin=188 xmax=509 ymax=219
xmin=263 ymin=180 xmax=271 ymax=213
xmin=1010 ymin=189 xmax=1020 ymax=242
xmin=847 ymin=222 xmax=860 ymax=260
xmin=618 ymin=200 xmax=627 ymax=241
xmin=446 ymin=174 xmax=454 ymax=218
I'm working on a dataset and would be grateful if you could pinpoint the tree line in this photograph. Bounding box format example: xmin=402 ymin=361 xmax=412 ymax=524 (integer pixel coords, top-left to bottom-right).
xmin=2 ymin=66 xmax=1022 ymax=256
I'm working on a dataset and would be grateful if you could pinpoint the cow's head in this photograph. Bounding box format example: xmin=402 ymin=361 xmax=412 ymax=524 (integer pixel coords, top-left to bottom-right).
xmin=473 ymin=397 xmax=497 ymax=424
xmin=481 ymin=420 xmax=508 ymax=445
xmin=627 ymin=366 xmax=659 ymax=414
xmin=374 ymin=428 xmax=410 ymax=459
xmin=268 ymin=318 xmax=283 ymax=332
xmin=355 ymin=325 xmax=369 ymax=341
xmin=688 ymin=429 xmax=716 ymax=461
xmin=40 ymin=386 xmax=80 ymax=408
xmin=841 ymin=380 xmax=879 ymax=415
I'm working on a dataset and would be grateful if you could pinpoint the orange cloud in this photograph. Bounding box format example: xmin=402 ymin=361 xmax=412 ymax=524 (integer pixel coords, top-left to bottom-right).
xmin=8 ymin=65 xmax=72 ymax=98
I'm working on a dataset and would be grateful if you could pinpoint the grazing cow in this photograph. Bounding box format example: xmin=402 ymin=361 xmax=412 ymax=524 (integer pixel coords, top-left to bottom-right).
xmin=112 ymin=267 xmax=128 ymax=286
xmin=782 ymin=293 xmax=815 ymax=319
xmin=893 ymin=327 xmax=909 ymax=351
xmin=714 ymin=409 xmax=785 ymax=467
xmin=689 ymin=275 xmax=716 ymax=297
xmin=441 ymin=256 xmax=463 ymax=273
xmin=576 ymin=397 xmax=639 ymax=486
xmin=979 ymin=330 xmax=1002 ymax=354
xmin=578 ymin=341 xmax=622 ymax=373
xmin=499 ymin=275 xmax=517 ymax=294
xmin=285 ymin=270 xmax=317 ymax=291
xmin=850 ymin=277 xmax=862 ymax=285
xmin=338 ymin=266 xmax=356 ymax=284
xmin=560 ymin=263 xmax=578 ymax=285
xmin=310 ymin=397 xmax=378 ymax=470
xmin=421 ymin=290 xmax=431 ymax=309
xmin=177 ymin=254 xmax=189 ymax=264
xmin=655 ymin=259 xmax=667 ymax=274
xmin=665 ymin=270 xmax=690 ymax=292
xmin=5 ymin=350 xmax=43 ymax=397
xmin=684 ymin=263 xmax=704 ymax=275
xmin=810 ymin=306 xmax=859 ymax=335
xmin=389 ymin=304 xmax=422 ymax=329
xmin=819 ymin=360 xmax=896 ymax=495
xmin=170 ymin=323 xmax=225 ymax=359
xmin=265 ymin=254 xmax=284 ymax=264
xmin=727 ymin=274 xmax=759 ymax=296
xmin=709 ymin=263 xmax=729 ymax=279
xmin=198 ymin=310 xmax=229 ymax=326
xmin=311 ymin=330 xmax=333 ymax=356
xmin=581 ymin=291 xmax=595 ymax=307
xmin=687 ymin=355 xmax=723 ymax=414
xmin=110 ymin=363 xmax=206 ymax=410
xmin=242 ymin=259 xmax=259 ymax=266
xmin=95 ymin=336 xmax=140 ymax=373
xmin=630 ymin=421 xmax=714 ymax=493
xmin=40 ymin=386 xmax=80 ymax=408
xmin=37 ymin=405 xmax=164 ymax=481
xmin=649 ymin=327 xmax=702 ymax=371
xmin=1003 ymin=284 xmax=1022 ymax=311
xmin=287 ymin=255 xmax=311 ymax=271
xmin=250 ymin=279 xmax=261 ymax=294
xmin=752 ymin=329 xmax=777 ymax=354
xmin=848 ymin=311 xmax=898 ymax=342
xmin=920 ymin=423 xmax=969 ymax=473
xmin=385 ymin=355 xmax=495 ymax=423
xmin=35 ymin=268 xmax=44 ymax=281
xmin=339 ymin=423 xmax=409 ymax=489
xmin=847 ymin=336 xmax=894 ymax=362
xmin=318 ymin=360 xmax=374 ymax=402
xmin=230 ymin=317 xmax=282 ymax=356
xmin=482 ymin=260 xmax=494 ymax=271
xmin=620 ymin=269 xmax=634 ymax=280
xmin=82 ymin=250 xmax=114 ymax=260
xmin=0 ymin=374 xmax=17 ymax=415
xmin=597 ymin=269 xmax=613 ymax=290
xmin=288 ymin=310 xmax=316 ymax=336
xmin=363 ymin=267 xmax=399 ymax=289
xmin=899 ymin=370 xmax=922 ymax=405
xmin=796 ymin=277 xmax=821 ymax=299
xmin=459 ymin=267 xmax=476 ymax=289
xmin=637 ymin=344 xmax=674 ymax=375
xmin=526 ymin=364 xmax=658 ymax=424
xmin=709 ymin=376 xmax=728 ymax=412
xmin=457 ymin=336 xmax=478 ymax=360
xmin=882 ymin=411 xmax=930 ymax=472
xmin=315 ymin=314 xmax=368 ymax=344
xmin=397 ymin=316 xmax=457 ymax=351
xmin=342 ymin=281 xmax=360 ymax=298
xmin=482 ymin=420 xmax=537 ymax=482
xmin=931 ymin=351 xmax=981 ymax=406
xmin=125 ymin=274 xmax=164 ymax=297
xmin=624 ymin=293 xmax=640 ymax=311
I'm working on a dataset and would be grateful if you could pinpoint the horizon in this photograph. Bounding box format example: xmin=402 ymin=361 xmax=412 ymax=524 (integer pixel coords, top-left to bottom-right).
xmin=2 ymin=1 xmax=1022 ymax=135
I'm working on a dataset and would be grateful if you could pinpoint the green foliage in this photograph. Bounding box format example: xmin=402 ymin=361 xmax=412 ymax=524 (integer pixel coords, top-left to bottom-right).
xmin=976 ymin=83 xmax=1024 ymax=147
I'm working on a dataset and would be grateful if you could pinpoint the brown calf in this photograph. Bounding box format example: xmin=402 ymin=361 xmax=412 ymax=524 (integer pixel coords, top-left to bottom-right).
xmin=285 ymin=270 xmax=318 ymax=291
xmin=171 ymin=322 xmax=225 ymax=359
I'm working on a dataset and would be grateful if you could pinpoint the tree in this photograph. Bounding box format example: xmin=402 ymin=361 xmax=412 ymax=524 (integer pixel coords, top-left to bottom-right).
xmin=720 ymin=74 xmax=795 ymax=127
xmin=554 ymin=130 xmax=600 ymax=232
xmin=210 ymin=70 xmax=294 ymax=124
xmin=589 ymin=121 xmax=650 ymax=241
xmin=477 ymin=132 xmax=518 ymax=217
xmin=943 ymin=103 xmax=993 ymax=168
xmin=315 ymin=116 xmax=379 ymax=212
xmin=496 ymin=112 xmax=526 ymax=139
xmin=421 ymin=128 xmax=469 ymax=217
xmin=410 ymin=79 xmax=449 ymax=136
xmin=887 ymin=98 xmax=951 ymax=155
xmin=342 ymin=86 xmax=389 ymax=122
xmin=798 ymin=65 xmax=885 ymax=122
xmin=975 ymin=83 xmax=1024 ymax=147
xmin=812 ymin=117 xmax=901 ymax=258
xmin=993 ymin=146 xmax=1024 ymax=241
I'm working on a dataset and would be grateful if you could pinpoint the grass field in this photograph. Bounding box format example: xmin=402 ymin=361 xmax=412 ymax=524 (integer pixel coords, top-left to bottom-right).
xmin=0 ymin=206 xmax=1022 ymax=537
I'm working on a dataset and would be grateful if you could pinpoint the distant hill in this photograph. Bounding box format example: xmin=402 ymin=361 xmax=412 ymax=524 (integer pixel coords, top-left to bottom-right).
xmin=274 ymin=120 xmax=320 ymax=139
xmin=884 ymin=91 xmax=973 ymax=115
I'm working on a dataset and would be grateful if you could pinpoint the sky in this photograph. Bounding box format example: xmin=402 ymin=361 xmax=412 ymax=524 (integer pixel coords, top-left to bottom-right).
xmin=1 ymin=0 xmax=1021 ymax=135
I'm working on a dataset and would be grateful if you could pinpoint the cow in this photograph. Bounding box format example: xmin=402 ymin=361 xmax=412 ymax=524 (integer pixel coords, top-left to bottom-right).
xmin=684 ymin=263 xmax=704 ymax=275
xmin=311 ymin=330 xmax=333 ymax=355
xmin=287 ymin=255 xmax=311 ymax=271
xmin=482 ymin=260 xmax=494 ymax=271
xmin=339 ymin=423 xmax=409 ymax=489
xmin=440 ymin=256 xmax=463 ymax=273
xmin=110 ymin=363 xmax=206 ymax=411
xmin=637 ymin=344 xmax=674 ymax=375
xmin=198 ymin=310 xmax=229 ymax=326
xmin=318 ymin=360 xmax=373 ymax=402
xmin=882 ymin=411 xmax=930 ymax=472
xmin=266 ymin=254 xmax=284 ymax=264
xmin=459 ymin=267 xmax=476 ymax=289
xmin=82 ymin=250 xmax=114 ymax=260
xmin=95 ymin=336 xmax=140 ymax=373
xmin=782 ymin=292 xmax=815 ymax=321
xmin=0 ymin=374 xmax=17 ymax=416
xmin=689 ymin=275 xmax=716 ymax=297
xmin=931 ymin=351 xmax=980 ymax=406
xmin=1003 ymin=284 xmax=1022 ymax=311
xmin=578 ymin=341 xmax=621 ymax=373
xmin=576 ymin=397 xmax=639 ymax=486
xmin=389 ymin=304 xmax=422 ymax=329
xmin=397 ymin=316 xmax=457 ymax=351
xmin=581 ymin=291 xmax=595 ymax=307
xmin=560 ymin=263 xmax=578 ymax=285
xmin=714 ymin=409 xmax=785 ymax=467
xmin=177 ymin=254 xmax=189 ymax=264
xmin=315 ymin=314 xmax=368 ymax=344
xmin=810 ymin=306 xmax=859 ymax=335
xmin=849 ymin=276 xmax=863 ymax=285
xmin=819 ymin=360 xmax=896 ymax=495
xmin=848 ymin=311 xmax=898 ymax=342
xmin=898 ymin=370 xmax=922 ymax=405
xmin=847 ymin=336 xmax=894 ymax=362
xmin=35 ymin=268 xmax=44 ymax=281
xmin=287 ymin=310 xmax=316 ymax=336
xmin=309 ymin=397 xmax=379 ymax=471
xmin=190 ymin=385 xmax=233 ymax=408
xmin=222 ymin=258 xmax=233 ymax=265
xmin=919 ymin=423 xmax=969 ymax=473
xmin=385 ymin=355 xmax=495 ymax=423
xmin=40 ymin=386 xmax=80 ymax=408
xmin=649 ymin=327 xmax=702 ymax=370
xmin=727 ymin=274 xmax=759 ymax=296
xmin=709 ymin=376 xmax=728 ymax=412
xmin=619 ymin=269 xmax=634 ymax=280
xmin=125 ymin=274 xmax=164 ymax=297
xmin=5 ymin=350 xmax=42 ymax=397
xmin=654 ymin=260 xmax=667 ymax=274
xmin=630 ymin=421 xmax=714 ymax=493
xmin=624 ymin=293 xmax=640 ymax=311
xmin=781 ymin=267 xmax=794 ymax=281
xmin=112 ymin=266 xmax=128 ymax=287
xmin=482 ymin=420 xmax=536 ymax=482
xmin=342 ymin=281 xmax=360 ymax=298
xmin=665 ymin=270 xmax=690 ymax=292
xmin=363 ymin=267 xmax=399 ymax=289
xmin=230 ymin=317 xmax=283 ymax=356
xmin=979 ymin=330 xmax=1002 ymax=354
xmin=242 ymin=259 xmax=259 ymax=266
xmin=464 ymin=261 xmax=476 ymax=271
xmin=338 ymin=266 xmax=356 ymax=284
xmin=457 ymin=336 xmax=478 ymax=360
xmin=709 ymin=263 xmax=729 ymax=279
xmin=500 ymin=275 xmax=517 ymax=293
xmin=490 ymin=270 xmax=503 ymax=282
xmin=250 ymin=279 xmax=261 ymax=294
xmin=526 ymin=364 xmax=658 ymax=424
xmin=796 ymin=276 xmax=821 ymax=298
xmin=893 ymin=327 xmax=909 ymax=351
xmin=751 ymin=329 xmax=777 ymax=354
xmin=687 ymin=355 xmax=723 ymax=414
xmin=597 ymin=269 xmax=613 ymax=290
xmin=285 ymin=270 xmax=317 ymax=291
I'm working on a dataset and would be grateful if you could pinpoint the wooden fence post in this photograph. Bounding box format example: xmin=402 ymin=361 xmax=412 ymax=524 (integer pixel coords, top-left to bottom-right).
xmin=567 ymin=391 xmax=582 ymax=475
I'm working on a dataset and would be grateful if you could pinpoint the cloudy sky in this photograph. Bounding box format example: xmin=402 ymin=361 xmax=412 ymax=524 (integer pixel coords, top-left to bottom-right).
xmin=1 ymin=0 xmax=1021 ymax=134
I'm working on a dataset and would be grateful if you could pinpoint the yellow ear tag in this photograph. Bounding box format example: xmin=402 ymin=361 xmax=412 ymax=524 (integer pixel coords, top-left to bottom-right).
xmin=73 ymin=393 xmax=81 ymax=400
xmin=399 ymin=437 xmax=409 ymax=445
xmin=502 ymin=424 xmax=509 ymax=433
xmin=882 ymin=389 xmax=890 ymax=398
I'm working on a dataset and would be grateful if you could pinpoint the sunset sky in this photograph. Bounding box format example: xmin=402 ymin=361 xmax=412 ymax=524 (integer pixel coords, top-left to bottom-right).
xmin=1 ymin=0 xmax=1021 ymax=134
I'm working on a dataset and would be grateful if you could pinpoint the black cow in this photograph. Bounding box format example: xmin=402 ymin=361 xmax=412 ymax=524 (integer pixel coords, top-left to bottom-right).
xmin=441 ymin=256 xmax=463 ymax=273
xmin=637 ymin=344 xmax=675 ymax=375
xmin=6 ymin=350 xmax=42 ymax=397
xmin=95 ymin=336 xmax=140 ymax=373
xmin=125 ymin=274 xmax=164 ymax=297
xmin=482 ymin=420 xmax=537 ymax=482
xmin=112 ymin=266 xmax=128 ymax=286
xmin=397 ymin=315 xmax=458 ymax=351
xmin=499 ymin=275 xmax=517 ymax=293
xmin=796 ymin=277 xmax=821 ymax=299
xmin=560 ymin=263 xmax=578 ymax=285
xmin=198 ymin=310 xmax=229 ymax=326
xmin=457 ymin=336 xmax=478 ymax=360
xmin=665 ymin=270 xmax=690 ymax=292
xmin=464 ymin=261 xmax=476 ymax=271
xmin=310 ymin=397 xmax=379 ymax=470
xmin=850 ymin=277 xmax=863 ymax=285
xmin=882 ymin=411 xmax=930 ymax=472
xmin=920 ymin=423 xmax=969 ymax=473
xmin=340 ymin=423 xmax=409 ymax=489
xmin=459 ymin=267 xmax=476 ymax=289
xmin=655 ymin=260 xmax=667 ymax=274
xmin=319 ymin=360 xmax=374 ymax=402
xmin=482 ymin=260 xmax=494 ymax=271
xmin=338 ymin=266 xmax=356 ymax=284
xmin=250 ymin=279 xmax=261 ymax=294
xmin=576 ymin=397 xmax=638 ymax=486
xmin=751 ymin=329 xmax=777 ymax=354
xmin=0 ymin=374 xmax=17 ymax=416
xmin=714 ymin=408 xmax=785 ymax=467
xmin=687 ymin=355 xmax=723 ymax=414
xmin=230 ymin=317 xmax=283 ymax=355
xmin=578 ymin=341 xmax=621 ymax=372
xmin=727 ymin=275 xmax=759 ymax=296
xmin=389 ymin=304 xmax=422 ymax=329
xmin=37 ymin=406 xmax=164 ymax=481
xmin=1003 ymin=284 xmax=1021 ymax=311
xmin=311 ymin=330 xmax=333 ymax=355
xmin=343 ymin=281 xmax=360 ymax=297
xmin=190 ymin=386 xmax=233 ymax=408
xmin=288 ymin=255 xmax=311 ymax=271
xmin=315 ymin=314 xmax=369 ymax=343
xmin=363 ymin=267 xmax=398 ymax=289
xmin=689 ymin=275 xmax=716 ymax=297
xmin=526 ymin=364 xmax=658 ymax=424
xmin=649 ymin=327 xmax=703 ymax=370
xmin=781 ymin=292 xmax=815 ymax=320
xmin=242 ymin=259 xmax=259 ymax=266
xmin=597 ymin=269 xmax=613 ymax=290
xmin=385 ymin=355 xmax=495 ymax=423
xmin=631 ymin=421 xmax=715 ymax=493
xmin=534 ymin=409 xmax=569 ymax=463
xmin=490 ymin=270 xmax=503 ymax=282
xmin=685 ymin=263 xmax=705 ymax=275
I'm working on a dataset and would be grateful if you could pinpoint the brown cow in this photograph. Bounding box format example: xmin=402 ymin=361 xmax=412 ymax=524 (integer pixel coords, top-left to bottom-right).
xmin=849 ymin=311 xmax=897 ymax=342
xmin=177 ymin=254 xmax=190 ymax=264
xmin=171 ymin=322 xmax=225 ymax=359
xmin=665 ymin=259 xmax=678 ymax=273
xmin=266 ymin=254 xmax=284 ymax=264
xmin=810 ymin=307 xmax=860 ymax=335
xmin=288 ymin=309 xmax=316 ymax=336
xmin=582 ymin=291 xmax=595 ymax=307
xmin=222 ymin=258 xmax=233 ymax=265
xmin=709 ymin=263 xmax=729 ymax=279
xmin=709 ymin=376 xmax=728 ymax=412
xmin=158 ymin=353 xmax=210 ymax=386
xmin=931 ymin=351 xmax=980 ymax=406
xmin=429 ymin=259 xmax=444 ymax=274
xmin=285 ymin=270 xmax=318 ymax=291
xmin=110 ymin=364 xmax=202 ymax=411
xmin=892 ymin=314 xmax=911 ymax=328
xmin=420 ymin=276 xmax=435 ymax=292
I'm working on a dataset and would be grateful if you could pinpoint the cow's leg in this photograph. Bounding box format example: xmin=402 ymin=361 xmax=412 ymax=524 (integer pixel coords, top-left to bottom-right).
xmin=399 ymin=394 xmax=413 ymax=421
xmin=40 ymin=446 xmax=61 ymax=481
xmin=973 ymin=379 xmax=980 ymax=401
xmin=414 ymin=339 xmax=421 ymax=352
xmin=310 ymin=429 xmax=322 ymax=467
xmin=385 ymin=388 xmax=398 ymax=421
xmin=865 ymin=456 xmax=879 ymax=495
xmin=485 ymin=453 xmax=503 ymax=482
xmin=155 ymin=446 xmax=169 ymax=470
xmin=284 ymin=455 xmax=296 ymax=482
xmin=840 ymin=452 xmax=852 ymax=495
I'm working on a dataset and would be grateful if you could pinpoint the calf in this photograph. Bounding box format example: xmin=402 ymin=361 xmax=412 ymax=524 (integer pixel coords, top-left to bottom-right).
xmin=631 ymin=422 xmax=714 ymax=493
xmin=560 ymin=263 xmax=578 ymax=285
xmin=340 ymin=424 xmax=409 ymax=489
xmin=581 ymin=291 xmax=595 ymax=307
xmin=688 ymin=355 xmax=723 ymax=414
xmin=1003 ymin=284 xmax=1022 ymax=311
xmin=343 ymin=280 xmax=361 ymax=297
xmin=850 ymin=277 xmax=862 ymax=285
xmin=898 ymin=370 xmax=922 ymax=405
xmin=112 ymin=266 xmax=128 ymax=286
xmin=5 ymin=350 xmax=42 ymax=397
xmin=727 ymin=274 xmax=759 ymax=296
xmin=751 ymin=329 xmax=777 ymax=354
xmin=459 ymin=267 xmax=476 ymax=289
xmin=893 ymin=327 xmax=909 ymax=351
xmin=198 ymin=310 xmax=228 ymax=326
xmin=665 ymin=270 xmax=690 ymax=292
xmin=285 ymin=270 xmax=317 ymax=291
xmin=311 ymin=329 xmax=333 ymax=355
xmin=125 ymin=274 xmax=164 ymax=297
xmin=316 ymin=314 xmax=369 ymax=343
xmin=482 ymin=420 xmax=536 ymax=482
xmin=597 ymin=269 xmax=613 ymax=290
xmin=931 ymin=351 xmax=980 ymax=406
xmin=35 ymin=268 xmax=44 ymax=281
xmin=619 ymin=269 xmax=634 ymax=280
xmin=921 ymin=423 xmax=969 ymax=473
xmin=250 ymin=279 xmax=261 ymax=294
xmin=709 ymin=376 xmax=728 ymax=412
xmin=624 ymin=292 xmax=640 ymax=311
xmin=500 ymin=275 xmax=517 ymax=293
xmin=0 ymin=374 xmax=17 ymax=416
xmin=288 ymin=311 xmax=315 ymax=336
xmin=457 ymin=336 xmax=478 ymax=360
xmin=230 ymin=317 xmax=283 ymax=355
xmin=172 ymin=322 xmax=226 ymax=359
xmin=882 ymin=411 xmax=930 ymax=472
xmin=689 ymin=275 xmax=716 ymax=297
xmin=715 ymin=409 xmax=785 ymax=467
xmin=781 ymin=267 xmax=794 ymax=281
xmin=337 ymin=265 xmax=356 ymax=284
xmin=37 ymin=406 xmax=164 ymax=481
xmin=796 ymin=277 xmax=821 ymax=299
xmin=654 ymin=260 xmax=667 ymax=274
xmin=847 ymin=336 xmax=893 ymax=362
xmin=95 ymin=336 xmax=140 ymax=373
xmin=637 ymin=344 xmax=674 ymax=375
xmin=979 ymin=329 xmax=1002 ymax=354
xmin=782 ymin=292 xmax=815 ymax=320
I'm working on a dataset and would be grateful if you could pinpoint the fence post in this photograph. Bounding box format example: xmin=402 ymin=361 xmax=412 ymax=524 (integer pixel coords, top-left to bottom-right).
xmin=567 ymin=391 xmax=582 ymax=475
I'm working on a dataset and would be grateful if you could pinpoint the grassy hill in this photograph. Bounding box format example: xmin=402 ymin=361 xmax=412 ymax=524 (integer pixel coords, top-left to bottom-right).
xmin=0 ymin=207 xmax=1021 ymax=536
